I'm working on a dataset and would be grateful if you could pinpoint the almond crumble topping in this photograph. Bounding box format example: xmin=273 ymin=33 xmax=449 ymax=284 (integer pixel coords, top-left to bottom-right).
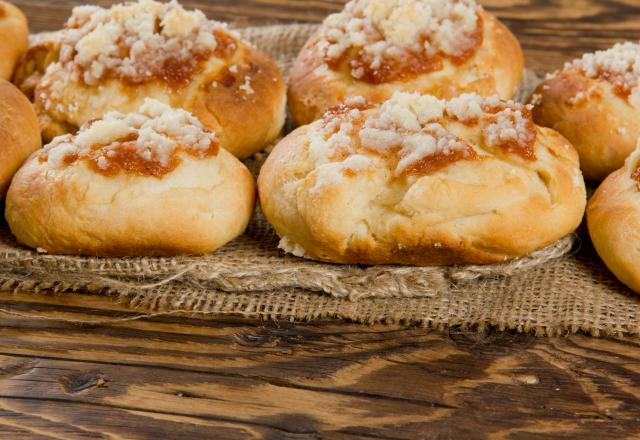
xmin=308 ymin=92 xmax=536 ymax=184
xmin=41 ymin=99 xmax=219 ymax=177
xmin=315 ymin=0 xmax=482 ymax=83
xmin=58 ymin=0 xmax=239 ymax=86
xmin=565 ymin=41 xmax=640 ymax=101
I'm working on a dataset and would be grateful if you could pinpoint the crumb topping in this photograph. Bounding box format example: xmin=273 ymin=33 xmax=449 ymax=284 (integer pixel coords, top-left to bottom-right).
xmin=58 ymin=0 xmax=239 ymax=86
xmin=309 ymin=92 xmax=537 ymax=182
xmin=238 ymin=75 xmax=255 ymax=94
xmin=566 ymin=42 xmax=640 ymax=100
xmin=40 ymin=99 xmax=218 ymax=177
xmin=316 ymin=0 xmax=482 ymax=83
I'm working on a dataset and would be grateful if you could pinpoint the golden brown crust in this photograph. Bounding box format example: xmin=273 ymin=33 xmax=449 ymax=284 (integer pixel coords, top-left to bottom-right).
xmin=33 ymin=36 xmax=285 ymax=159
xmin=0 ymin=1 xmax=29 ymax=80
xmin=532 ymin=70 xmax=640 ymax=182
xmin=6 ymin=147 xmax=256 ymax=257
xmin=190 ymin=46 xmax=287 ymax=159
xmin=12 ymin=31 xmax=61 ymax=100
xmin=0 ymin=78 xmax=41 ymax=198
xmin=258 ymin=114 xmax=586 ymax=266
xmin=288 ymin=10 xmax=524 ymax=126
xmin=587 ymin=150 xmax=640 ymax=293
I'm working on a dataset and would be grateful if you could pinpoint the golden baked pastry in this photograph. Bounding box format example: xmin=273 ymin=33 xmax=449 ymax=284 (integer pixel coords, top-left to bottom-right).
xmin=259 ymin=92 xmax=586 ymax=265
xmin=288 ymin=0 xmax=524 ymax=126
xmin=6 ymin=99 xmax=255 ymax=257
xmin=0 ymin=1 xmax=29 ymax=80
xmin=25 ymin=0 xmax=286 ymax=159
xmin=532 ymin=42 xmax=640 ymax=181
xmin=587 ymin=145 xmax=640 ymax=293
xmin=13 ymin=31 xmax=61 ymax=101
xmin=0 ymin=79 xmax=41 ymax=198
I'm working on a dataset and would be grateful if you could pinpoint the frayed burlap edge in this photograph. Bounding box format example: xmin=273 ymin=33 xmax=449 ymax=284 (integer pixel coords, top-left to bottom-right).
xmin=2 ymin=271 xmax=638 ymax=338
xmin=0 ymin=230 xmax=575 ymax=300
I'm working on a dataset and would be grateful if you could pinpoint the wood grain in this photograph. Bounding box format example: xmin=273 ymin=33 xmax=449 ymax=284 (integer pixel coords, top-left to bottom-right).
xmin=4 ymin=0 xmax=640 ymax=438
xmin=1 ymin=290 xmax=640 ymax=439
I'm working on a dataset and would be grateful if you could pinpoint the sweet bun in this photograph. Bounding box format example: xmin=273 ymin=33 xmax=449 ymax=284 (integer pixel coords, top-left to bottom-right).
xmin=587 ymin=145 xmax=640 ymax=294
xmin=288 ymin=0 xmax=524 ymax=126
xmin=29 ymin=0 xmax=286 ymax=159
xmin=13 ymin=31 xmax=62 ymax=100
xmin=0 ymin=1 xmax=28 ymax=80
xmin=532 ymin=42 xmax=640 ymax=182
xmin=259 ymin=92 xmax=586 ymax=266
xmin=5 ymin=99 xmax=255 ymax=257
xmin=0 ymin=79 xmax=41 ymax=198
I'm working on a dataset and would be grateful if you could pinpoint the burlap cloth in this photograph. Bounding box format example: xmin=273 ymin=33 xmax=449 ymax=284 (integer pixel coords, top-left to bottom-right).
xmin=1 ymin=24 xmax=639 ymax=337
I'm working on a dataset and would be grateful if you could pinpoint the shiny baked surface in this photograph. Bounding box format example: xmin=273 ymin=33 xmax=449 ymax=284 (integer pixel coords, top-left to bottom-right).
xmin=533 ymin=42 xmax=640 ymax=181
xmin=259 ymin=92 xmax=586 ymax=265
xmin=6 ymin=99 xmax=256 ymax=256
xmin=16 ymin=0 xmax=287 ymax=159
xmin=288 ymin=1 xmax=524 ymax=126
xmin=588 ymin=144 xmax=640 ymax=293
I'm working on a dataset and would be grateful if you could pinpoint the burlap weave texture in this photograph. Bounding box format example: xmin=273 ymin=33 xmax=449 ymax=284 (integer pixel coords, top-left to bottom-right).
xmin=1 ymin=24 xmax=639 ymax=337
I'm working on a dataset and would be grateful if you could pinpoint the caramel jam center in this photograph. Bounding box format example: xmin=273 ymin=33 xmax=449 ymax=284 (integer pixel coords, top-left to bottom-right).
xmin=326 ymin=16 xmax=483 ymax=85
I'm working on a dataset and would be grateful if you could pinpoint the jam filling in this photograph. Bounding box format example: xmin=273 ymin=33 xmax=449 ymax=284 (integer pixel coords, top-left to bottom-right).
xmin=595 ymin=70 xmax=634 ymax=98
xmin=484 ymin=104 xmax=537 ymax=161
xmin=42 ymin=135 xmax=220 ymax=178
xmin=325 ymin=16 xmax=483 ymax=85
xmin=317 ymin=93 xmax=537 ymax=181
xmin=399 ymin=147 xmax=479 ymax=176
xmin=71 ymin=29 xmax=238 ymax=86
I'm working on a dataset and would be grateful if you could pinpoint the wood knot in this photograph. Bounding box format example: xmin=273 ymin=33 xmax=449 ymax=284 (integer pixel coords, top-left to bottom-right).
xmin=59 ymin=370 xmax=108 ymax=394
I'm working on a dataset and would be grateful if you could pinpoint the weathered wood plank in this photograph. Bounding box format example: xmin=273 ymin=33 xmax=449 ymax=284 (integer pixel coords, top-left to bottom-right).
xmin=1 ymin=291 xmax=640 ymax=439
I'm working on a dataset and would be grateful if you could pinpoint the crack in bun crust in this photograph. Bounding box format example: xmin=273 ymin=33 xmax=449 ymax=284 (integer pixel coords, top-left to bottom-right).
xmin=259 ymin=92 xmax=586 ymax=266
xmin=12 ymin=31 xmax=62 ymax=100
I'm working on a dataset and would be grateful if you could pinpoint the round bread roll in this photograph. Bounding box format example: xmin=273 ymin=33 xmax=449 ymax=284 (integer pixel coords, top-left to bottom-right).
xmin=259 ymin=92 xmax=586 ymax=266
xmin=0 ymin=79 xmax=41 ymax=198
xmin=288 ymin=0 xmax=524 ymax=126
xmin=0 ymin=1 xmax=28 ymax=80
xmin=25 ymin=0 xmax=285 ymax=159
xmin=532 ymin=42 xmax=640 ymax=182
xmin=5 ymin=99 xmax=255 ymax=257
xmin=587 ymin=145 xmax=640 ymax=294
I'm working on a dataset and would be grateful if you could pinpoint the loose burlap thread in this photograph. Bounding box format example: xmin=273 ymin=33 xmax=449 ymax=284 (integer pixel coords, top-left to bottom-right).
xmin=2 ymin=24 xmax=640 ymax=337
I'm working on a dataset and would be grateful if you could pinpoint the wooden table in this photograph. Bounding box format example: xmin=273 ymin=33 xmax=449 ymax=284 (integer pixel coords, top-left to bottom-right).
xmin=3 ymin=1 xmax=640 ymax=438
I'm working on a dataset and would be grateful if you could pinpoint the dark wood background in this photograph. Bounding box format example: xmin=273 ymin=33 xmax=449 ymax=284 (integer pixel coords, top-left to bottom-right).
xmin=3 ymin=1 xmax=640 ymax=438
